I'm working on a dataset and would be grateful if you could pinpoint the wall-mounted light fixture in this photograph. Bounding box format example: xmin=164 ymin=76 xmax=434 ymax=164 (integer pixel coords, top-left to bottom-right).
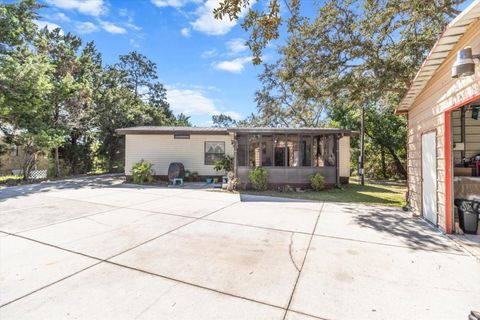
xmin=452 ymin=47 xmax=480 ymax=78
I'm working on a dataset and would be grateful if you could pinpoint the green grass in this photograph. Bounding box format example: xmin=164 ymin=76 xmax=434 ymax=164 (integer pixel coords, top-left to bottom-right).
xmin=0 ymin=175 xmax=24 ymax=184
xmin=241 ymin=180 xmax=407 ymax=207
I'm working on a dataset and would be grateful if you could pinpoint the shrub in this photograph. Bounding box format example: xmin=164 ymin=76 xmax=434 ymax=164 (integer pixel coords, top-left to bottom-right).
xmin=214 ymin=155 xmax=233 ymax=173
xmin=248 ymin=167 xmax=268 ymax=190
xmin=131 ymin=160 xmax=154 ymax=184
xmin=310 ymin=173 xmax=325 ymax=191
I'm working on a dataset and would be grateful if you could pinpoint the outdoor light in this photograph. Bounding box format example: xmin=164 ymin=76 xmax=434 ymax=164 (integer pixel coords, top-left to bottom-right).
xmin=452 ymin=47 xmax=480 ymax=78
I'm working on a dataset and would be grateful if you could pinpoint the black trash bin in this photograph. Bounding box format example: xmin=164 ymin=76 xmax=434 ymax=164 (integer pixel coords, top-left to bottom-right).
xmin=454 ymin=199 xmax=480 ymax=234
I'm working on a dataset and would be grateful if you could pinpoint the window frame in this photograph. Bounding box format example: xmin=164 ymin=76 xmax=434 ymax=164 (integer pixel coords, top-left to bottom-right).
xmin=204 ymin=141 xmax=226 ymax=165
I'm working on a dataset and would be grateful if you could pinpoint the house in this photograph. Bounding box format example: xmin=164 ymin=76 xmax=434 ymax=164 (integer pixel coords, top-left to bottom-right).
xmin=396 ymin=0 xmax=480 ymax=234
xmin=116 ymin=126 xmax=355 ymax=187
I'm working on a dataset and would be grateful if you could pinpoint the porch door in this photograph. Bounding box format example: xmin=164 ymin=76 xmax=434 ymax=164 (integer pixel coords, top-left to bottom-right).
xmin=422 ymin=131 xmax=437 ymax=225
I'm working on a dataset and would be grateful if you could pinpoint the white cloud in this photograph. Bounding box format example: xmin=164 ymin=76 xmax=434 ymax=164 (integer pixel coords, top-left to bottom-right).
xmin=214 ymin=56 xmax=252 ymax=73
xmin=201 ymin=49 xmax=217 ymax=59
xmin=53 ymin=12 xmax=71 ymax=22
xmin=126 ymin=22 xmax=141 ymax=31
xmin=191 ymin=0 xmax=250 ymax=36
xmin=226 ymin=38 xmax=247 ymax=54
xmin=166 ymin=86 xmax=219 ymax=116
xmin=166 ymin=85 xmax=241 ymax=123
xmin=223 ymin=111 xmax=242 ymax=120
xmin=75 ymin=21 xmax=99 ymax=34
xmin=180 ymin=27 xmax=191 ymax=37
xmin=99 ymin=21 xmax=127 ymax=34
xmin=151 ymin=0 xmax=201 ymax=8
xmin=129 ymin=38 xmax=140 ymax=48
xmin=45 ymin=0 xmax=107 ymax=17
xmin=34 ymin=20 xmax=63 ymax=34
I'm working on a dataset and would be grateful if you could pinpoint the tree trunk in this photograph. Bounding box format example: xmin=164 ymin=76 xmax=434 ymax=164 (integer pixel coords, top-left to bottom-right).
xmin=70 ymin=134 xmax=77 ymax=175
xmin=385 ymin=145 xmax=407 ymax=179
xmin=55 ymin=147 xmax=61 ymax=177
xmin=380 ymin=147 xmax=387 ymax=180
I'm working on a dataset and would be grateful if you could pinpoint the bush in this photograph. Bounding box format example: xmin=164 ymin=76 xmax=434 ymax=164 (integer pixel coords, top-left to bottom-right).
xmin=310 ymin=173 xmax=325 ymax=191
xmin=214 ymin=155 xmax=233 ymax=173
xmin=248 ymin=167 xmax=268 ymax=190
xmin=131 ymin=160 xmax=154 ymax=184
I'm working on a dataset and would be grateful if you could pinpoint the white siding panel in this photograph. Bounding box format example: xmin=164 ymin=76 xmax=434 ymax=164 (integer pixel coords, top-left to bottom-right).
xmin=339 ymin=136 xmax=350 ymax=177
xmin=125 ymin=134 xmax=233 ymax=176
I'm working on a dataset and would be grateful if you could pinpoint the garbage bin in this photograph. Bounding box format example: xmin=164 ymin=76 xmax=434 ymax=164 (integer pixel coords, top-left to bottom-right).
xmin=454 ymin=199 xmax=480 ymax=234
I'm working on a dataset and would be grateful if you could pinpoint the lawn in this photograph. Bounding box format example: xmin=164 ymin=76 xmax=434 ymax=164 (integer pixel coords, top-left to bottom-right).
xmin=241 ymin=180 xmax=407 ymax=207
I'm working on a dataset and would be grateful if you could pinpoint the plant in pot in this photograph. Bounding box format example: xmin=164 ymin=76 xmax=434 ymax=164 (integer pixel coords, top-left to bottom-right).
xmin=214 ymin=155 xmax=234 ymax=189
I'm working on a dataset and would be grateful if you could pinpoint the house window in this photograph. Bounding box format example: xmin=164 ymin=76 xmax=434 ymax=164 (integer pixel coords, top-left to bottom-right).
xmin=301 ymin=136 xmax=312 ymax=166
xmin=274 ymin=134 xmax=286 ymax=166
xmin=248 ymin=134 xmax=261 ymax=167
xmin=287 ymin=134 xmax=300 ymax=167
xmin=237 ymin=135 xmax=247 ymax=166
xmin=174 ymin=133 xmax=190 ymax=139
xmin=205 ymin=141 xmax=225 ymax=165
xmin=261 ymin=135 xmax=273 ymax=166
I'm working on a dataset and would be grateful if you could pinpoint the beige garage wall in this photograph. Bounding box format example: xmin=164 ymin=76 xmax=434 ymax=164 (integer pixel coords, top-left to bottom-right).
xmin=407 ymin=20 xmax=480 ymax=231
xmin=339 ymin=136 xmax=351 ymax=177
xmin=125 ymin=134 xmax=234 ymax=176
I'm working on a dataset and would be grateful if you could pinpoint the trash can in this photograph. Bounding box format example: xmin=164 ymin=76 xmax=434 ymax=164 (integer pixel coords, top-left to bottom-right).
xmin=454 ymin=199 xmax=480 ymax=234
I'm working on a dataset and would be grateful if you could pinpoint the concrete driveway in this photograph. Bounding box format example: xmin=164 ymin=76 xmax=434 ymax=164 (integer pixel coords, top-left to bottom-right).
xmin=0 ymin=175 xmax=479 ymax=320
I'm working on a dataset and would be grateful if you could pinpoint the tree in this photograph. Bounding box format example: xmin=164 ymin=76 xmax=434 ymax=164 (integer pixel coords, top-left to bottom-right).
xmin=214 ymin=0 xmax=465 ymax=179
xmin=212 ymin=114 xmax=237 ymax=127
xmin=35 ymin=28 xmax=95 ymax=177
xmin=116 ymin=51 xmax=157 ymax=99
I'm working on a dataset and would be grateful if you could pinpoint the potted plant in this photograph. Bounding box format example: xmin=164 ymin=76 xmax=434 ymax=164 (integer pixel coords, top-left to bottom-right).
xmin=214 ymin=155 xmax=234 ymax=189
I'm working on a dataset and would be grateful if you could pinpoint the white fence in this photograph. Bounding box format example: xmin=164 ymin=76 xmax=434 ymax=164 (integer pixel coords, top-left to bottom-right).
xmin=11 ymin=169 xmax=47 ymax=180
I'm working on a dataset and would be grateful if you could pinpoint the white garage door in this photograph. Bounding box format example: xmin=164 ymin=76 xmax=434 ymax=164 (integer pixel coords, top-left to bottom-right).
xmin=422 ymin=131 xmax=437 ymax=225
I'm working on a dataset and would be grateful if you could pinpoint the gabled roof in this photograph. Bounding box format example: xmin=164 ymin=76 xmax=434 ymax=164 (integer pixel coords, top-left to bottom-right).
xmin=396 ymin=0 xmax=480 ymax=114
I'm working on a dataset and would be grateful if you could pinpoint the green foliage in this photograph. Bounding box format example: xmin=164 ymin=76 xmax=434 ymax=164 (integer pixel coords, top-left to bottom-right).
xmin=248 ymin=167 xmax=268 ymax=190
xmin=131 ymin=160 xmax=154 ymax=184
xmin=0 ymin=1 xmax=182 ymax=180
xmin=212 ymin=114 xmax=237 ymax=128
xmin=310 ymin=173 xmax=325 ymax=191
xmin=213 ymin=155 xmax=234 ymax=173
xmin=214 ymin=0 xmax=464 ymax=180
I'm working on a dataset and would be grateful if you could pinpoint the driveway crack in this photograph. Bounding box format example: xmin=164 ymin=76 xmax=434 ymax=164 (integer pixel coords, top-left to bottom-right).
xmin=288 ymin=232 xmax=300 ymax=272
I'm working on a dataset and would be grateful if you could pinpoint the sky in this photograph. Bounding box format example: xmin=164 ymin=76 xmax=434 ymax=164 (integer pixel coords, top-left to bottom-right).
xmin=34 ymin=0 xmax=280 ymax=126
xmin=30 ymin=0 xmax=473 ymax=126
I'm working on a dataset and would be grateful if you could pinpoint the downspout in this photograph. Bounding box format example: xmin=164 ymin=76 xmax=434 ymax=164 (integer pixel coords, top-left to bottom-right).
xmin=233 ymin=132 xmax=238 ymax=178
xmin=336 ymin=134 xmax=341 ymax=188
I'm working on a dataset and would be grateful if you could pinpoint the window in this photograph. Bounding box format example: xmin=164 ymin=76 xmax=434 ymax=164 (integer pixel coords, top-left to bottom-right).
xmin=301 ymin=136 xmax=312 ymax=166
xmin=237 ymin=135 xmax=247 ymax=166
xmin=205 ymin=141 xmax=225 ymax=165
xmin=313 ymin=135 xmax=336 ymax=167
xmin=287 ymin=134 xmax=300 ymax=167
xmin=174 ymin=133 xmax=190 ymax=139
xmin=274 ymin=134 xmax=286 ymax=166
xmin=248 ymin=134 xmax=261 ymax=167
xmin=261 ymin=135 xmax=273 ymax=166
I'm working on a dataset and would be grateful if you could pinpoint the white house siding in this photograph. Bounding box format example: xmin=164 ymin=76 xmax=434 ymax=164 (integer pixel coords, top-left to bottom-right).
xmin=407 ymin=20 xmax=480 ymax=231
xmin=125 ymin=134 xmax=234 ymax=176
xmin=339 ymin=136 xmax=351 ymax=177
